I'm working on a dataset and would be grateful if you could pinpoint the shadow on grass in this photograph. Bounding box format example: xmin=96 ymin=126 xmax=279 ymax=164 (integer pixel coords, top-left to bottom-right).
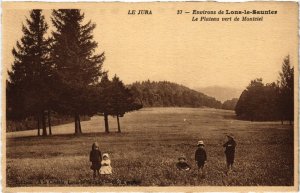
xmin=8 ymin=132 xmax=129 ymax=141
xmin=222 ymin=114 xmax=237 ymax=120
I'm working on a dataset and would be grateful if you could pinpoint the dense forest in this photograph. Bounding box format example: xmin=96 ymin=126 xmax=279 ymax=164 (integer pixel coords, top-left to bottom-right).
xmin=129 ymin=81 xmax=222 ymax=108
xmin=235 ymin=56 xmax=294 ymax=123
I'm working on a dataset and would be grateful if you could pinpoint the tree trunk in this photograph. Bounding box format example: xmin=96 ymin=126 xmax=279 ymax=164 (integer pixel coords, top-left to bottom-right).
xmin=37 ymin=115 xmax=40 ymax=136
xmin=74 ymin=114 xmax=80 ymax=135
xmin=48 ymin=110 xmax=52 ymax=135
xmin=117 ymin=115 xmax=121 ymax=133
xmin=42 ymin=111 xmax=47 ymax=136
xmin=104 ymin=113 xmax=109 ymax=133
xmin=78 ymin=115 xmax=82 ymax=134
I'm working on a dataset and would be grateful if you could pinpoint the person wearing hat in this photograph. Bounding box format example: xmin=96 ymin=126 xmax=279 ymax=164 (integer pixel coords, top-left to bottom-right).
xmin=223 ymin=134 xmax=237 ymax=174
xmin=176 ymin=155 xmax=191 ymax=171
xmin=90 ymin=142 xmax=102 ymax=178
xmin=195 ymin=140 xmax=207 ymax=177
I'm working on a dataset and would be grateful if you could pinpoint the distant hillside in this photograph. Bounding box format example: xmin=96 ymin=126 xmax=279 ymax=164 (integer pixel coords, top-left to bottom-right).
xmin=196 ymin=86 xmax=243 ymax=102
xmin=128 ymin=80 xmax=222 ymax=108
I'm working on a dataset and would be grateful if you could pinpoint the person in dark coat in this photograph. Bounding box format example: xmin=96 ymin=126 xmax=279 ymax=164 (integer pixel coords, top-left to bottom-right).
xmin=195 ymin=140 xmax=207 ymax=177
xmin=90 ymin=142 xmax=102 ymax=178
xmin=176 ymin=156 xmax=191 ymax=171
xmin=223 ymin=134 xmax=236 ymax=174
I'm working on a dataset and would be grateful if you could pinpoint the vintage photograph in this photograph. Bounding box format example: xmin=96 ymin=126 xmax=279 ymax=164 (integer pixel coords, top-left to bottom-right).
xmin=2 ymin=1 xmax=298 ymax=191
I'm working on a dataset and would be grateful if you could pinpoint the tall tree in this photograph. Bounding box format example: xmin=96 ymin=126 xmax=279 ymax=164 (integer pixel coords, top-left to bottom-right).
xmin=235 ymin=56 xmax=294 ymax=122
xmin=7 ymin=10 xmax=52 ymax=136
xmin=278 ymin=55 xmax=294 ymax=124
xmin=235 ymin=79 xmax=265 ymax=121
xmin=51 ymin=9 xmax=105 ymax=134
xmin=108 ymin=75 xmax=142 ymax=133
xmin=98 ymin=73 xmax=112 ymax=133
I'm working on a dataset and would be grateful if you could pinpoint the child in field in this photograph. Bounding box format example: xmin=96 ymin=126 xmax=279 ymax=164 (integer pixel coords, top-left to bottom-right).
xmin=223 ymin=134 xmax=236 ymax=174
xmin=176 ymin=156 xmax=191 ymax=171
xmin=195 ymin=140 xmax=207 ymax=177
xmin=100 ymin=153 xmax=112 ymax=175
xmin=90 ymin=142 xmax=102 ymax=178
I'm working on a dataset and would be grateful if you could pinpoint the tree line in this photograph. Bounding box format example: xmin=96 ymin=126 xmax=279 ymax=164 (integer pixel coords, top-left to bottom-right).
xmin=129 ymin=80 xmax=223 ymax=108
xmin=7 ymin=9 xmax=142 ymax=136
xmin=222 ymin=98 xmax=239 ymax=110
xmin=235 ymin=56 xmax=294 ymax=124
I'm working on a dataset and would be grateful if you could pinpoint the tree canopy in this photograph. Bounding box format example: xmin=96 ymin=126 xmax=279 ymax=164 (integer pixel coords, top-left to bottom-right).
xmin=97 ymin=74 xmax=142 ymax=133
xmin=51 ymin=9 xmax=105 ymax=134
xmin=222 ymin=98 xmax=239 ymax=110
xmin=7 ymin=10 xmax=52 ymax=135
xmin=235 ymin=56 xmax=294 ymax=123
xmin=129 ymin=80 xmax=222 ymax=108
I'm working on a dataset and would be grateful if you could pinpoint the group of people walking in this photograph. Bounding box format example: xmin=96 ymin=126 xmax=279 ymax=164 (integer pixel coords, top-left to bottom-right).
xmin=89 ymin=134 xmax=236 ymax=179
xmin=176 ymin=134 xmax=237 ymax=177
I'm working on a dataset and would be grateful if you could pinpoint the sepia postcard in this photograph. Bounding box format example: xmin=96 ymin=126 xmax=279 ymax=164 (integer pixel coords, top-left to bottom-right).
xmin=2 ymin=1 xmax=299 ymax=192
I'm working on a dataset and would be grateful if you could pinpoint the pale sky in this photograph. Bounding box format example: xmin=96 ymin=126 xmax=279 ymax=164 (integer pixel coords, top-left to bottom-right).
xmin=2 ymin=2 xmax=298 ymax=89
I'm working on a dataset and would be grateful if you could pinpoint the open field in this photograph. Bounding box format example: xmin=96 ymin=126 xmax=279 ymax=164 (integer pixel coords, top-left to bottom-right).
xmin=6 ymin=108 xmax=294 ymax=186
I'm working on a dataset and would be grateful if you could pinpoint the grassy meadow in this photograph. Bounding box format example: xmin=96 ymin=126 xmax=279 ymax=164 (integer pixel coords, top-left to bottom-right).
xmin=6 ymin=108 xmax=294 ymax=186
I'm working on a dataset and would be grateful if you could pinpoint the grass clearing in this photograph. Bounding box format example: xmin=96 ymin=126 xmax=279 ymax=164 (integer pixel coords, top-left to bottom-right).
xmin=6 ymin=108 xmax=294 ymax=186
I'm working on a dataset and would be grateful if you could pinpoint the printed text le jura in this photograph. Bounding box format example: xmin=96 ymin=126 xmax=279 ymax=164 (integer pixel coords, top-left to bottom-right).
xmin=128 ymin=10 xmax=152 ymax=15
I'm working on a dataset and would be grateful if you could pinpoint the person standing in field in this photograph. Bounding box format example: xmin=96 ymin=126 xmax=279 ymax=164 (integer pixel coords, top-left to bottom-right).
xmin=90 ymin=142 xmax=102 ymax=178
xmin=195 ymin=140 xmax=207 ymax=177
xmin=223 ymin=134 xmax=236 ymax=174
